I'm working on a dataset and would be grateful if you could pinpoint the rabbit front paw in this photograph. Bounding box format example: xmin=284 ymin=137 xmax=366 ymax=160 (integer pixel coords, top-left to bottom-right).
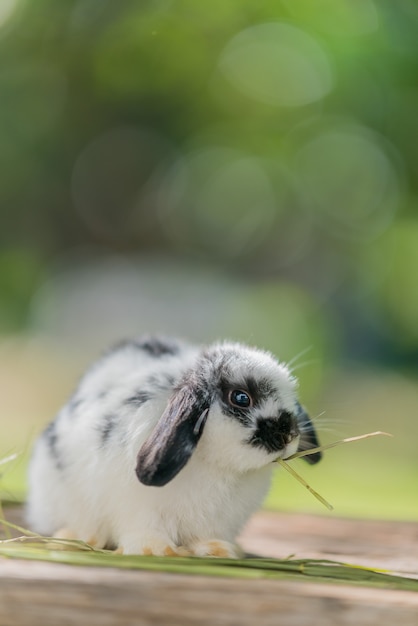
xmin=119 ymin=536 xmax=191 ymax=557
xmin=191 ymin=539 xmax=243 ymax=559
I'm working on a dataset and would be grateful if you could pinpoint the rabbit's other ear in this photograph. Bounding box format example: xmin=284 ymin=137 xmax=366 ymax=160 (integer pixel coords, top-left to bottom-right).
xmin=135 ymin=383 xmax=210 ymax=487
xmin=296 ymin=403 xmax=322 ymax=465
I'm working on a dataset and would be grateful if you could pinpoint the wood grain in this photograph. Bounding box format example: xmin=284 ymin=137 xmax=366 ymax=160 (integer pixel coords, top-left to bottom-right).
xmin=1 ymin=506 xmax=417 ymax=626
xmin=241 ymin=511 xmax=418 ymax=576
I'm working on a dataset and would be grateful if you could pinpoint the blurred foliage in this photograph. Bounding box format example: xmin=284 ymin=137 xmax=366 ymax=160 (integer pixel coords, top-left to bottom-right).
xmin=0 ymin=0 xmax=417 ymax=365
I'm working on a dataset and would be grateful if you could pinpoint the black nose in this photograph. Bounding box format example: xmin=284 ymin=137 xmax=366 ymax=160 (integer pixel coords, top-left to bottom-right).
xmin=248 ymin=411 xmax=299 ymax=454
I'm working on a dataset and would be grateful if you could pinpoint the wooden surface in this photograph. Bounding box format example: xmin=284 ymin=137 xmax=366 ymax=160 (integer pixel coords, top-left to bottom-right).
xmin=1 ymin=506 xmax=417 ymax=625
xmin=240 ymin=511 xmax=418 ymax=576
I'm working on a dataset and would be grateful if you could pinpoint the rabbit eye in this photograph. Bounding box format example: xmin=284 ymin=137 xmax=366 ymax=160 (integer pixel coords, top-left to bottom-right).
xmin=228 ymin=389 xmax=252 ymax=409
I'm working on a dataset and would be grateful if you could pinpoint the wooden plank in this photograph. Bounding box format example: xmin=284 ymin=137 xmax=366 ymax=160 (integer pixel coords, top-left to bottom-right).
xmin=1 ymin=558 xmax=418 ymax=626
xmin=241 ymin=511 xmax=418 ymax=576
xmin=1 ymin=506 xmax=417 ymax=626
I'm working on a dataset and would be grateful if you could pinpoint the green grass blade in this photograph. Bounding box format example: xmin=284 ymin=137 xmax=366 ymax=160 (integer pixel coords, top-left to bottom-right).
xmin=0 ymin=454 xmax=19 ymax=467
xmin=277 ymin=458 xmax=334 ymax=510
xmin=286 ymin=431 xmax=393 ymax=461
xmin=1 ymin=542 xmax=417 ymax=592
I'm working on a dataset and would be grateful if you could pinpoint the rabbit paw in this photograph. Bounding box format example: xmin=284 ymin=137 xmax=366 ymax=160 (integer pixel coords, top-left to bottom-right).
xmin=49 ymin=527 xmax=104 ymax=550
xmin=47 ymin=527 xmax=76 ymax=550
xmin=119 ymin=537 xmax=191 ymax=557
xmin=191 ymin=540 xmax=243 ymax=559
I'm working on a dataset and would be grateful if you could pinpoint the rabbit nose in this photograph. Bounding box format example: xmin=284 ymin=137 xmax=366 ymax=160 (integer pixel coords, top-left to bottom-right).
xmin=249 ymin=411 xmax=299 ymax=454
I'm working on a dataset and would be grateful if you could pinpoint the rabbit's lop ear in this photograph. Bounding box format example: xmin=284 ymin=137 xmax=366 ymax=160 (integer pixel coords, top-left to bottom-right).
xmin=296 ymin=403 xmax=322 ymax=465
xmin=135 ymin=383 xmax=210 ymax=487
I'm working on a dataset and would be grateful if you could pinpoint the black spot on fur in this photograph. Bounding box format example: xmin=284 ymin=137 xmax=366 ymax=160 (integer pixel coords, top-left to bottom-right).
xmin=104 ymin=336 xmax=180 ymax=360
xmin=218 ymin=375 xmax=277 ymax=426
xmin=244 ymin=376 xmax=277 ymax=403
xmin=219 ymin=375 xmax=277 ymax=410
xmin=249 ymin=412 xmax=298 ymax=454
xmin=43 ymin=421 xmax=64 ymax=470
xmin=68 ymin=396 xmax=83 ymax=414
xmin=146 ymin=373 xmax=176 ymax=391
xmin=124 ymin=390 xmax=152 ymax=406
xmin=134 ymin=336 xmax=180 ymax=358
xmin=100 ymin=414 xmax=116 ymax=445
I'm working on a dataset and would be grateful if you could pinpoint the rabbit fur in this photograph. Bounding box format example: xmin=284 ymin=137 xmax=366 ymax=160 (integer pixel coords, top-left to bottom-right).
xmin=27 ymin=336 xmax=321 ymax=558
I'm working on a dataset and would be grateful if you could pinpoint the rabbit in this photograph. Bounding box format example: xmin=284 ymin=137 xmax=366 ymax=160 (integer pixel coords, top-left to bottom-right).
xmin=26 ymin=335 xmax=322 ymax=558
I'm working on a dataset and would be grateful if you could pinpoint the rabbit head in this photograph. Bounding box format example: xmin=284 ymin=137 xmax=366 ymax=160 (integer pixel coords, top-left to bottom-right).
xmin=136 ymin=342 xmax=321 ymax=487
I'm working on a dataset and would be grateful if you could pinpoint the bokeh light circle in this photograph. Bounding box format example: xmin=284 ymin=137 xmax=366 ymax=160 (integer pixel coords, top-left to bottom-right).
xmin=158 ymin=147 xmax=278 ymax=259
xmin=218 ymin=22 xmax=333 ymax=107
xmin=292 ymin=123 xmax=402 ymax=241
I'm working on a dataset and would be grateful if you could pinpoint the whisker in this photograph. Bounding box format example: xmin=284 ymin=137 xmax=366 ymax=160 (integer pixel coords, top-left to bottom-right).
xmin=314 ymin=426 xmax=349 ymax=436
xmin=298 ymin=411 xmax=352 ymax=439
xmin=286 ymin=346 xmax=313 ymax=369
xmin=297 ymin=411 xmax=326 ymax=430
xmin=297 ymin=439 xmax=320 ymax=451
xmin=289 ymin=358 xmax=320 ymax=373
xmin=299 ymin=411 xmax=352 ymax=428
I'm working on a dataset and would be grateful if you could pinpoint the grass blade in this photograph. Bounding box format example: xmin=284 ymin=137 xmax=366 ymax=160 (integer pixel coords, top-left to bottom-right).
xmin=0 ymin=453 xmax=18 ymax=467
xmin=277 ymin=458 xmax=334 ymax=511
xmin=0 ymin=542 xmax=417 ymax=591
xmin=286 ymin=431 xmax=393 ymax=461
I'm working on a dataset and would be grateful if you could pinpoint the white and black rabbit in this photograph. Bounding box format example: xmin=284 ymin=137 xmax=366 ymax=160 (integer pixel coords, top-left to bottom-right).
xmin=27 ymin=336 xmax=321 ymax=557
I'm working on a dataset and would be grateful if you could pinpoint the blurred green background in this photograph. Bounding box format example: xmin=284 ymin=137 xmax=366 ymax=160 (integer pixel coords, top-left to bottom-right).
xmin=0 ymin=0 xmax=417 ymax=520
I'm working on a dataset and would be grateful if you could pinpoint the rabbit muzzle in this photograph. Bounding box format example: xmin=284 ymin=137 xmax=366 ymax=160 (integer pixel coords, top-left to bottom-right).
xmin=248 ymin=411 xmax=299 ymax=455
